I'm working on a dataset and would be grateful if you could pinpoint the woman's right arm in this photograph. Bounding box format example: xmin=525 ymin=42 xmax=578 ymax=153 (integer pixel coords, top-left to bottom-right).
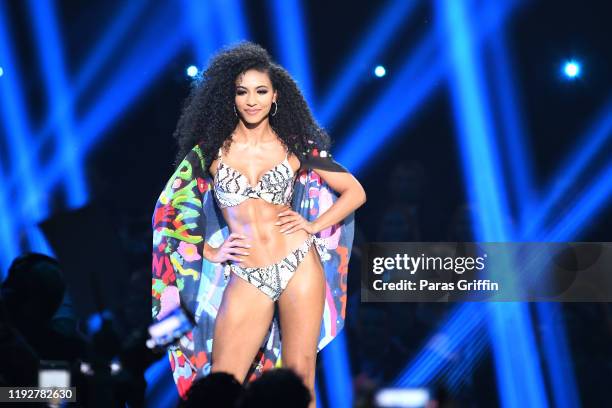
xmin=203 ymin=233 xmax=251 ymax=265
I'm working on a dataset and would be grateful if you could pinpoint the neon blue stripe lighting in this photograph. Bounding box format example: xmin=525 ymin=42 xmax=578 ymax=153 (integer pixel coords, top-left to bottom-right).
xmin=73 ymin=0 xmax=149 ymax=94
xmin=398 ymin=161 xmax=612 ymax=397
xmin=337 ymin=0 xmax=519 ymax=174
xmin=488 ymin=30 xmax=536 ymax=224
xmin=438 ymin=0 xmax=512 ymax=239
xmin=27 ymin=0 xmax=87 ymax=208
xmin=401 ymin=0 xmax=610 ymax=397
xmin=0 ymin=3 xmax=54 ymax=263
xmin=334 ymin=0 xmax=530 ymax=397
xmin=0 ymin=160 xmax=19 ymax=275
xmin=30 ymin=0 xmax=148 ymax=159
xmin=536 ymin=303 xmax=582 ymax=408
xmin=336 ymin=33 xmax=441 ymax=173
xmin=269 ymin=0 xmax=314 ymax=107
xmin=318 ymin=0 xmax=419 ymax=127
xmin=321 ymin=331 xmax=352 ymax=408
xmin=79 ymin=28 xmax=188 ymax=151
xmin=0 ymin=5 xmax=42 ymax=219
xmin=33 ymin=26 xmax=188 ymax=197
xmin=486 ymin=9 xmax=579 ymax=405
xmin=437 ymin=1 xmax=548 ymax=407
xmin=485 ymin=302 xmax=547 ymax=408
xmin=446 ymin=326 xmax=490 ymax=393
xmin=523 ymin=96 xmax=612 ymax=239
xmin=145 ymin=356 xmax=179 ymax=408
xmin=183 ymin=0 xmax=217 ymax=66
xmin=7 ymin=1 xmax=184 ymax=199
xmin=212 ymin=0 xmax=249 ymax=43
xmin=543 ymin=162 xmax=612 ymax=241
xmin=394 ymin=303 xmax=484 ymax=386
xmin=335 ymin=0 xmax=518 ymax=395
xmin=395 ymin=160 xmax=611 ymax=399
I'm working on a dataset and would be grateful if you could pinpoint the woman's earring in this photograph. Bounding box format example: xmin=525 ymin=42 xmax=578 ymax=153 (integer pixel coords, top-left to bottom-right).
xmin=271 ymin=101 xmax=278 ymax=117
xmin=233 ymin=105 xmax=238 ymax=117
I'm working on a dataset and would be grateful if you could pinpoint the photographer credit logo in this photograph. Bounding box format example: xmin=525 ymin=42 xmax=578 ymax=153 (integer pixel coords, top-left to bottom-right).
xmin=361 ymin=242 xmax=612 ymax=302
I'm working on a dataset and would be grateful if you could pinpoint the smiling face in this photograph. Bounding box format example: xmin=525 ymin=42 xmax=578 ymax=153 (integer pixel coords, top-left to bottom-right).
xmin=234 ymin=69 xmax=277 ymax=125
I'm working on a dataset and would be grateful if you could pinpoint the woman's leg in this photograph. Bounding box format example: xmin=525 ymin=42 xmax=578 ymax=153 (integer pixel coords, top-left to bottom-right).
xmin=211 ymin=271 xmax=276 ymax=383
xmin=277 ymin=247 xmax=326 ymax=408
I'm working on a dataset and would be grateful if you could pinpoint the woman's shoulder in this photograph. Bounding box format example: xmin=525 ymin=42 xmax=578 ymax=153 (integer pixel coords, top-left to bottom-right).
xmin=297 ymin=139 xmax=347 ymax=173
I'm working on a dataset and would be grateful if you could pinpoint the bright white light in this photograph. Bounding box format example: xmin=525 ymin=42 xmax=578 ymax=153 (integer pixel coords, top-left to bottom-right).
xmin=374 ymin=65 xmax=386 ymax=78
xmin=186 ymin=65 xmax=198 ymax=77
xmin=0 ymin=66 xmax=4 ymax=77
xmin=80 ymin=362 xmax=93 ymax=375
xmin=110 ymin=361 xmax=122 ymax=374
xmin=375 ymin=388 xmax=430 ymax=407
xmin=563 ymin=60 xmax=580 ymax=79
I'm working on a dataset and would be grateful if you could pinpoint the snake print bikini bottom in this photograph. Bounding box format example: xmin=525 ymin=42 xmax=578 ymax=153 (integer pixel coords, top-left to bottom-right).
xmin=223 ymin=234 xmax=328 ymax=301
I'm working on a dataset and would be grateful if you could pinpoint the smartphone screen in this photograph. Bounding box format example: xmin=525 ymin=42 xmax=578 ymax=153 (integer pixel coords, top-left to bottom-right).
xmin=39 ymin=360 xmax=71 ymax=388
xmin=147 ymin=305 xmax=195 ymax=348
xmin=374 ymin=387 xmax=431 ymax=408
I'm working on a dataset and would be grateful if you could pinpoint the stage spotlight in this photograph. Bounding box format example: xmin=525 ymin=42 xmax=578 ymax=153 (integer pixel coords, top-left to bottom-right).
xmin=374 ymin=65 xmax=386 ymax=77
xmin=186 ymin=65 xmax=198 ymax=77
xmin=563 ymin=60 xmax=580 ymax=79
xmin=0 ymin=66 xmax=3 ymax=77
xmin=87 ymin=313 xmax=102 ymax=334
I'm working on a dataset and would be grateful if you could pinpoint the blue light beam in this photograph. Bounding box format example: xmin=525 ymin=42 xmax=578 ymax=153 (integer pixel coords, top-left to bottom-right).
xmin=396 ymin=158 xmax=612 ymax=400
xmin=487 ymin=29 xmax=536 ymax=225
xmin=486 ymin=12 xmax=579 ymax=406
xmin=0 ymin=2 xmax=53 ymax=261
xmin=436 ymin=1 xmax=548 ymax=406
xmin=523 ymin=96 xmax=612 ymax=239
xmin=145 ymin=356 xmax=179 ymax=408
xmin=29 ymin=0 xmax=149 ymax=166
xmin=27 ymin=0 xmax=87 ymax=208
xmin=268 ymin=0 xmax=315 ymax=107
xmin=212 ymin=0 xmax=250 ymax=43
xmin=337 ymin=0 xmax=520 ymax=174
xmin=182 ymin=0 xmax=217 ymax=67
xmin=22 ymin=18 xmax=189 ymax=210
xmin=318 ymin=0 xmax=420 ymax=127
xmin=321 ymin=331 xmax=353 ymax=408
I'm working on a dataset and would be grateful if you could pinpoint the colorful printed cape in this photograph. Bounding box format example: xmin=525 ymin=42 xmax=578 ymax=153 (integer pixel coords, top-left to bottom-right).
xmin=151 ymin=142 xmax=355 ymax=399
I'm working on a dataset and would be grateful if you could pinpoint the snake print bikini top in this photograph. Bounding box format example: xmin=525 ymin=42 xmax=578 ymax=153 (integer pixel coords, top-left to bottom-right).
xmin=213 ymin=147 xmax=295 ymax=209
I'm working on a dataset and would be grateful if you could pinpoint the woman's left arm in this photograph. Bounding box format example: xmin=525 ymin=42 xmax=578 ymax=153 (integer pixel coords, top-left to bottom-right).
xmin=278 ymin=169 xmax=366 ymax=234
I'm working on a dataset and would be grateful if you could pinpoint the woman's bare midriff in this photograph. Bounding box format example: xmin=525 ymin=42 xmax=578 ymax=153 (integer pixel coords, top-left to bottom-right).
xmin=221 ymin=199 xmax=310 ymax=268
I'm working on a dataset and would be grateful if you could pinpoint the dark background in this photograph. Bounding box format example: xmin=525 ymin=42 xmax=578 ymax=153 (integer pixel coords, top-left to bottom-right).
xmin=3 ymin=0 xmax=612 ymax=406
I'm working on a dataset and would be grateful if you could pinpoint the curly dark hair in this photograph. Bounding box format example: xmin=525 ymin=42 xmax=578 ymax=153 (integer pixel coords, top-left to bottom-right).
xmin=173 ymin=41 xmax=332 ymax=173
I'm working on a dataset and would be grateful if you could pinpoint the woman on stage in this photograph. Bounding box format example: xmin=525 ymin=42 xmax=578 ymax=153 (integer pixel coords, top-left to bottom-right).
xmin=151 ymin=41 xmax=366 ymax=405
